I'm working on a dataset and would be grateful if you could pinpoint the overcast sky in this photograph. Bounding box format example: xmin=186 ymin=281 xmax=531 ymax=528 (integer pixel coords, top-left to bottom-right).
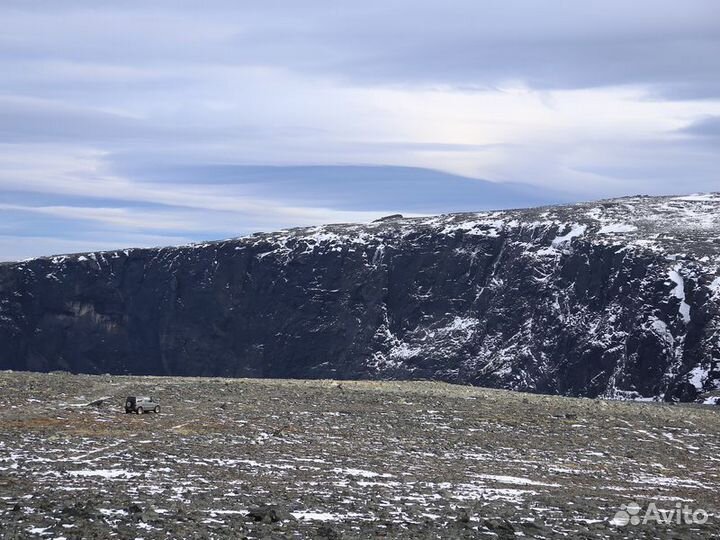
xmin=1 ymin=1 xmax=719 ymax=261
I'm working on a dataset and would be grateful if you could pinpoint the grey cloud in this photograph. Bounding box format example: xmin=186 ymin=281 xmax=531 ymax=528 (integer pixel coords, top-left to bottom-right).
xmin=0 ymin=96 xmax=267 ymax=145
xmin=0 ymin=97 xmax=144 ymax=143
xmin=1 ymin=1 xmax=718 ymax=98
xmin=567 ymin=138 xmax=720 ymax=194
xmin=680 ymin=116 xmax=720 ymax=138
xmin=228 ymin=4 xmax=720 ymax=98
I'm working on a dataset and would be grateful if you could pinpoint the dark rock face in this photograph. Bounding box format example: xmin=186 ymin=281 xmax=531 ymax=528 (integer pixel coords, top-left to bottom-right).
xmin=1 ymin=194 xmax=719 ymax=401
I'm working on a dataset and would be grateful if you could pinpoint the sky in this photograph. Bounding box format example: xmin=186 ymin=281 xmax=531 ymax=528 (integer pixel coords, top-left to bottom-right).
xmin=1 ymin=0 xmax=719 ymax=261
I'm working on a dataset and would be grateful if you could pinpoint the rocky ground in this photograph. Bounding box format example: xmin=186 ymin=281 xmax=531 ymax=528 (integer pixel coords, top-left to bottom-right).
xmin=0 ymin=371 xmax=719 ymax=539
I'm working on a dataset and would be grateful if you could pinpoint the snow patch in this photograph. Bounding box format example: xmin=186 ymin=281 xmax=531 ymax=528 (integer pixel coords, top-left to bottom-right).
xmin=445 ymin=317 xmax=478 ymax=332
xmin=709 ymin=277 xmax=720 ymax=298
xmin=68 ymin=469 xmax=140 ymax=479
xmin=332 ymin=467 xmax=393 ymax=478
xmin=668 ymin=265 xmax=691 ymax=323
xmin=648 ymin=317 xmax=674 ymax=347
xmin=476 ymin=474 xmax=560 ymax=487
xmin=292 ymin=511 xmax=335 ymax=521
xmin=388 ymin=343 xmax=421 ymax=360
xmin=551 ymin=224 xmax=586 ymax=248
xmin=598 ymin=223 xmax=637 ymax=234
xmin=687 ymin=365 xmax=708 ymax=390
xmin=673 ymin=193 xmax=720 ymax=202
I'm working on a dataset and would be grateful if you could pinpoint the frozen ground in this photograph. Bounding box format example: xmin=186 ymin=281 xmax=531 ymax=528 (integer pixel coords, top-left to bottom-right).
xmin=0 ymin=372 xmax=719 ymax=539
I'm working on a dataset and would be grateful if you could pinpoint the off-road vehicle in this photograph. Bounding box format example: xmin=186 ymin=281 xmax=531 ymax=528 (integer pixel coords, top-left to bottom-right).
xmin=125 ymin=396 xmax=160 ymax=414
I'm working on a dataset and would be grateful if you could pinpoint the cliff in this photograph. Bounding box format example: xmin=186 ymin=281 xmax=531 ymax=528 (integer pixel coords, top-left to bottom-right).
xmin=2 ymin=193 xmax=719 ymax=401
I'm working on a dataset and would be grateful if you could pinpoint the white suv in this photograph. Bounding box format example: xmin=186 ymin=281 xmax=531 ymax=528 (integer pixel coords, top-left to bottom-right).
xmin=125 ymin=396 xmax=160 ymax=414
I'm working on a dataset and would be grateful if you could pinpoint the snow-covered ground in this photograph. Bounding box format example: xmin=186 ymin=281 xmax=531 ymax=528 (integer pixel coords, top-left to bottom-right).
xmin=1 ymin=372 xmax=719 ymax=538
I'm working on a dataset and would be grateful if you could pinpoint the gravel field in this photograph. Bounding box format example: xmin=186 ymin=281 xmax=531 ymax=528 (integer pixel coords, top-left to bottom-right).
xmin=0 ymin=371 xmax=719 ymax=539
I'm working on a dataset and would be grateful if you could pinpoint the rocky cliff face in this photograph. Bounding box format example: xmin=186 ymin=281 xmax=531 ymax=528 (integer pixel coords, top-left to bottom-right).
xmin=1 ymin=194 xmax=719 ymax=401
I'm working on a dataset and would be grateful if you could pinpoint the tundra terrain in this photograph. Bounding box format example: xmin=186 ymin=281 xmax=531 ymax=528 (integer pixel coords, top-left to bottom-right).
xmin=0 ymin=371 xmax=719 ymax=539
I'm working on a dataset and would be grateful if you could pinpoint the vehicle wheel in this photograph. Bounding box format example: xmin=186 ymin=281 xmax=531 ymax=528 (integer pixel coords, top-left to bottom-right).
xmin=154 ymin=406 xmax=160 ymax=414
xmin=136 ymin=407 xmax=144 ymax=415
xmin=125 ymin=409 xmax=131 ymax=414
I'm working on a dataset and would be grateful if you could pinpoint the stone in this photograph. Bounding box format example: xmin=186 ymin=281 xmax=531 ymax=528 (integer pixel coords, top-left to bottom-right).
xmin=246 ymin=505 xmax=293 ymax=523
xmin=316 ymin=524 xmax=342 ymax=539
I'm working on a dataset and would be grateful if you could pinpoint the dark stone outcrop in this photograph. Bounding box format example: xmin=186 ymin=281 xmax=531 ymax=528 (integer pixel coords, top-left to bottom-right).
xmin=1 ymin=194 xmax=719 ymax=401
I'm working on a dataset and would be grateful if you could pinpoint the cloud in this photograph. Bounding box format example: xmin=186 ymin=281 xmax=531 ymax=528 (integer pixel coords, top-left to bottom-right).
xmin=679 ymin=116 xmax=720 ymax=139
xmin=0 ymin=146 xmax=394 ymax=223
xmin=0 ymin=1 xmax=719 ymax=260
xmin=0 ymin=232 xmax=195 ymax=262
xmin=0 ymin=96 xmax=144 ymax=143
xmin=2 ymin=1 xmax=717 ymax=98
